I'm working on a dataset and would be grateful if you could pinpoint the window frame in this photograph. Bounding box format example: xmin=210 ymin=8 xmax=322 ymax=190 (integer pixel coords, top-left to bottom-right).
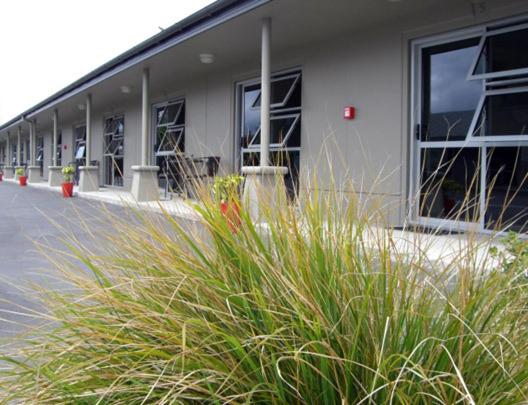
xmin=410 ymin=19 xmax=528 ymax=234
xmin=103 ymin=114 xmax=125 ymax=187
xmin=467 ymin=21 xmax=528 ymax=81
xmin=466 ymin=85 xmax=528 ymax=141
xmin=247 ymin=113 xmax=301 ymax=149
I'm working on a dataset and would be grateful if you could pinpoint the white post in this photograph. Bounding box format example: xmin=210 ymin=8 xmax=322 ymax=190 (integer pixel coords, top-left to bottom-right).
xmin=130 ymin=66 xmax=159 ymax=201
xmin=242 ymin=17 xmax=288 ymax=221
xmin=48 ymin=109 xmax=62 ymax=186
xmin=141 ymin=68 xmax=149 ymax=166
xmin=85 ymin=93 xmax=92 ymax=165
xmin=29 ymin=121 xmax=34 ymax=166
xmin=260 ymin=17 xmax=271 ymax=167
xmin=78 ymin=93 xmax=98 ymax=192
xmin=16 ymin=126 xmax=21 ymax=166
xmin=27 ymin=120 xmax=41 ymax=183
xmin=6 ymin=132 xmax=10 ymax=165
xmin=52 ymin=109 xmax=58 ymax=166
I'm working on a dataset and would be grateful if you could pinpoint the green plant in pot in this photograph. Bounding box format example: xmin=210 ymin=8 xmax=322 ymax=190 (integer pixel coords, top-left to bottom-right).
xmin=441 ymin=178 xmax=464 ymax=213
xmin=16 ymin=167 xmax=27 ymax=186
xmin=213 ymin=174 xmax=244 ymax=232
xmin=61 ymin=165 xmax=75 ymax=198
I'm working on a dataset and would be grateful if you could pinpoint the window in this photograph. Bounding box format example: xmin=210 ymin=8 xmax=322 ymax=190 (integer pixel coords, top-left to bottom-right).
xmin=413 ymin=20 xmax=528 ymax=233
xmin=421 ymin=39 xmax=482 ymax=141
xmin=74 ymin=124 xmax=86 ymax=166
xmin=154 ymin=99 xmax=185 ymax=155
xmin=36 ymin=136 xmax=43 ymax=177
xmin=50 ymin=132 xmax=62 ymax=167
xmin=103 ymin=115 xmax=125 ymax=187
xmin=469 ymin=87 xmax=528 ymax=138
xmin=153 ymin=99 xmax=185 ymax=191
xmin=470 ymin=23 xmax=528 ymax=80
xmin=239 ymin=69 xmax=302 ymax=197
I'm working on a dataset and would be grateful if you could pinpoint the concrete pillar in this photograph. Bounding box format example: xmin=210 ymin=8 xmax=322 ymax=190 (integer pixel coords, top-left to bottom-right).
xmin=27 ymin=120 xmax=41 ymax=183
xmin=141 ymin=68 xmax=149 ymax=166
xmin=78 ymin=93 xmax=99 ymax=192
xmin=85 ymin=93 xmax=91 ymax=164
xmin=131 ymin=67 xmax=159 ymax=202
xmin=4 ymin=131 xmax=13 ymax=178
xmin=242 ymin=18 xmax=288 ymax=222
xmin=260 ymin=17 xmax=271 ymax=167
xmin=52 ymin=109 xmax=58 ymax=167
xmin=48 ymin=109 xmax=62 ymax=187
xmin=16 ymin=126 xmax=21 ymax=166
xmin=14 ymin=126 xmax=24 ymax=179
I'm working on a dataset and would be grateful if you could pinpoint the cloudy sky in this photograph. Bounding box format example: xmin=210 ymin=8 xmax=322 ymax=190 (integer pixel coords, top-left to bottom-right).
xmin=0 ymin=0 xmax=215 ymax=125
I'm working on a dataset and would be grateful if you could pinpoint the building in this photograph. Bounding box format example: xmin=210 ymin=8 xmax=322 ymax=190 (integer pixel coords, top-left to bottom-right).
xmin=1 ymin=0 xmax=527 ymax=233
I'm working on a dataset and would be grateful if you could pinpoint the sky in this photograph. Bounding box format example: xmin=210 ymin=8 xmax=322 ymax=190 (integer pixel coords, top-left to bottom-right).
xmin=0 ymin=0 xmax=215 ymax=125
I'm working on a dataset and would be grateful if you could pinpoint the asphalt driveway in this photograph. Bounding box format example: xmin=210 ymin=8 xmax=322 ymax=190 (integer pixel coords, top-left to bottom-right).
xmin=0 ymin=181 xmax=118 ymax=339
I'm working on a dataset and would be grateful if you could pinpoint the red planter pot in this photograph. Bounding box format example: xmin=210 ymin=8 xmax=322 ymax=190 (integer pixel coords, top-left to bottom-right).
xmin=19 ymin=176 xmax=27 ymax=186
xmin=0 ymin=173 xmax=3 ymax=181
xmin=62 ymin=182 xmax=74 ymax=198
xmin=220 ymin=201 xmax=241 ymax=233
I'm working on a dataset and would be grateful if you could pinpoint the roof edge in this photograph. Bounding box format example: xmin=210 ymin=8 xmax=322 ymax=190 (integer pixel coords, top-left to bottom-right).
xmin=0 ymin=0 xmax=268 ymax=132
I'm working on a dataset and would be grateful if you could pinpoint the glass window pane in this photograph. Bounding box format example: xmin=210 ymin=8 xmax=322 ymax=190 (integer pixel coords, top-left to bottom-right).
xmin=270 ymin=116 xmax=297 ymax=145
xmin=419 ymin=147 xmax=481 ymax=221
xmin=253 ymin=76 xmax=298 ymax=107
xmin=485 ymin=147 xmax=528 ymax=232
xmin=422 ymin=39 xmax=482 ymax=141
xmin=474 ymin=27 xmax=528 ymax=76
xmin=242 ymin=86 xmax=261 ymax=148
xmin=475 ymin=91 xmax=528 ymax=136
xmin=158 ymin=128 xmax=184 ymax=152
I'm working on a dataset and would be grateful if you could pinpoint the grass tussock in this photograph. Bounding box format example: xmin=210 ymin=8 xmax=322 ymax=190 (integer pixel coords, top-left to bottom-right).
xmin=1 ymin=180 xmax=528 ymax=404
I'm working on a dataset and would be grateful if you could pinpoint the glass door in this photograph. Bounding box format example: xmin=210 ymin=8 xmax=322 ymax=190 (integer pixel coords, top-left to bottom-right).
xmin=103 ymin=115 xmax=125 ymax=187
xmin=153 ymin=99 xmax=185 ymax=193
xmin=238 ymin=70 xmax=302 ymax=198
xmin=413 ymin=22 xmax=528 ymax=233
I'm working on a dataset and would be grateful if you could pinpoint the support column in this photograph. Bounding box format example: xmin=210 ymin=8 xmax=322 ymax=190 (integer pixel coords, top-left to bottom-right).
xmin=131 ymin=67 xmax=160 ymax=202
xmin=15 ymin=126 xmax=24 ymax=180
xmin=78 ymin=93 xmax=99 ymax=192
xmin=48 ymin=109 xmax=62 ymax=186
xmin=27 ymin=120 xmax=41 ymax=183
xmin=242 ymin=17 xmax=288 ymax=221
xmin=4 ymin=131 xmax=13 ymax=179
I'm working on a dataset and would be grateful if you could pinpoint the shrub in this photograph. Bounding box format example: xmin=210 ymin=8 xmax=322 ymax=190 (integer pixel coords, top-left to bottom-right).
xmin=1 ymin=184 xmax=528 ymax=404
xmin=213 ymin=174 xmax=244 ymax=203
xmin=61 ymin=165 xmax=75 ymax=183
xmin=15 ymin=167 xmax=25 ymax=177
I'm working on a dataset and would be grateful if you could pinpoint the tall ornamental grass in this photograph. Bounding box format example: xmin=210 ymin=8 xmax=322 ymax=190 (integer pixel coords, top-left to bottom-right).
xmin=1 ymin=180 xmax=527 ymax=404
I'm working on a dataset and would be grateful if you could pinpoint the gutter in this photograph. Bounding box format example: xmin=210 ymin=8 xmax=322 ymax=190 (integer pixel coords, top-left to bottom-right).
xmin=0 ymin=0 xmax=270 ymax=134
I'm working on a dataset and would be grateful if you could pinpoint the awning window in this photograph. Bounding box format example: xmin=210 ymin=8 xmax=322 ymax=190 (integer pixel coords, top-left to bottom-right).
xmin=469 ymin=23 xmax=528 ymax=80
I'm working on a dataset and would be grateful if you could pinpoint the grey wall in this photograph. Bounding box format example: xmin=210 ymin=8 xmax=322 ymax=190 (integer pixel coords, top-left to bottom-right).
xmin=33 ymin=0 xmax=528 ymax=224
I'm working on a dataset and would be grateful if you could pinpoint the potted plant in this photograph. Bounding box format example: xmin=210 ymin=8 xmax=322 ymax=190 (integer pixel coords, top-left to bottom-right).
xmin=16 ymin=168 xmax=26 ymax=186
xmin=61 ymin=165 xmax=75 ymax=197
xmin=0 ymin=167 xmax=3 ymax=182
xmin=441 ymin=178 xmax=464 ymax=214
xmin=213 ymin=174 xmax=244 ymax=232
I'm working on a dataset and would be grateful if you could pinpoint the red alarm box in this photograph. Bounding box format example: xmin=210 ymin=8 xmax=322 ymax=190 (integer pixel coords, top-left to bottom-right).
xmin=344 ymin=106 xmax=356 ymax=120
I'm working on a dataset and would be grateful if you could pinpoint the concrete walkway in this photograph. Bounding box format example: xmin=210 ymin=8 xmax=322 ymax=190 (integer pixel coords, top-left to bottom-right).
xmin=3 ymin=177 xmax=200 ymax=221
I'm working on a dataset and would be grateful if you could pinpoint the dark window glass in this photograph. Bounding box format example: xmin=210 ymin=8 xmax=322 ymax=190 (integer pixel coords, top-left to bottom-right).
xmin=252 ymin=76 xmax=300 ymax=108
xmin=157 ymin=128 xmax=184 ymax=152
xmin=158 ymin=102 xmax=183 ymax=125
xmin=422 ymin=39 xmax=482 ymax=141
xmin=419 ymin=147 xmax=481 ymax=221
xmin=474 ymin=27 xmax=528 ymax=76
xmin=485 ymin=147 xmax=528 ymax=232
xmin=475 ymin=91 xmax=528 ymax=136
xmin=242 ymin=85 xmax=261 ymax=148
